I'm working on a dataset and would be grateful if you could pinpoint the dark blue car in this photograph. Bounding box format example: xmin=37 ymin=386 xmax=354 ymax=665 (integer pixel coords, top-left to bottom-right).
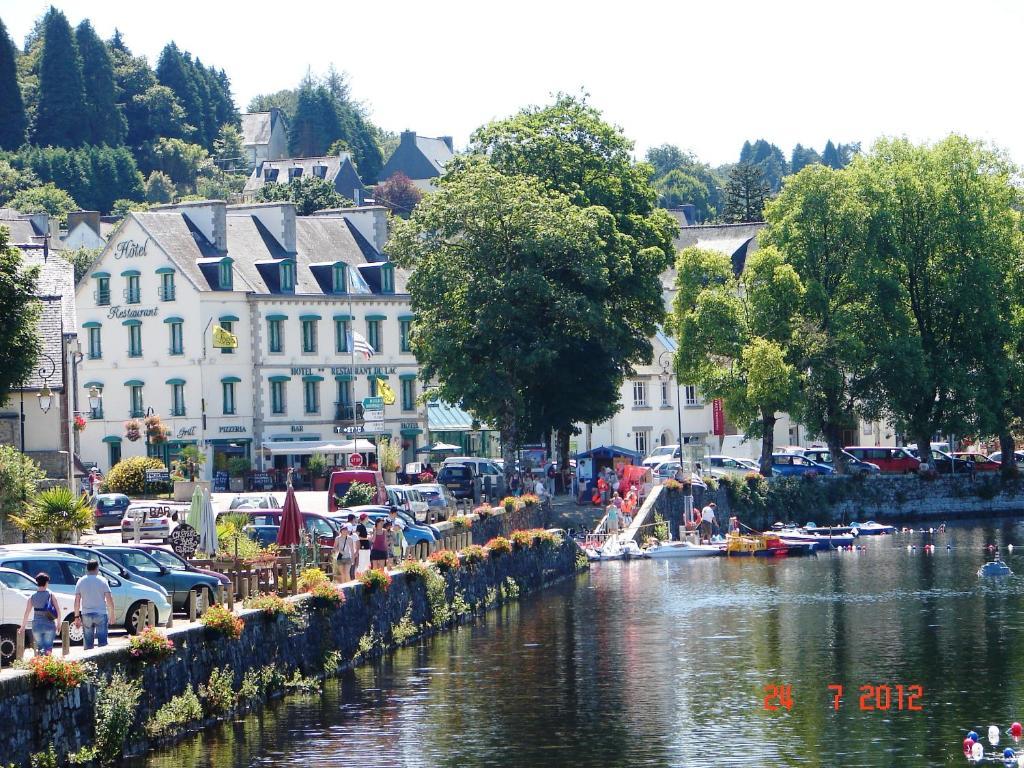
xmin=770 ymin=453 xmax=834 ymax=477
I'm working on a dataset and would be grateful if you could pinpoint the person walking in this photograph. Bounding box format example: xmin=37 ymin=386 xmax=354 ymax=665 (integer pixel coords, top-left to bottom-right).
xmin=332 ymin=527 xmax=356 ymax=583
xmin=73 ymin=560 xmax=115 ymax=651
xmin=699 ymin=502 xmax=717 ymax=543
xmin=546 ymin=462 xmax=557 ymax=497
xmin=20 ymin=573 xmax=59 ymax=657
xmin=388 ymin=507 xmax=406 ymax=564
xmin=370 ymin=519 xmax=389 ymax=570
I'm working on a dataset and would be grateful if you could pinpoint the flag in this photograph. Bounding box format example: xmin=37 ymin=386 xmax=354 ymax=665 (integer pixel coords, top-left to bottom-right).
xmin=348 ymin=330 xmax=375 ymax=359
xmin=377 ymin=378 xmax=396 ymax=405
xmin=212 ymin=325 xmax=238 ymax=349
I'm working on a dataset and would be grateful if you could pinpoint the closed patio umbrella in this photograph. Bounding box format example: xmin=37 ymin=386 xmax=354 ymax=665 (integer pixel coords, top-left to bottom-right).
xmin=198 ymin=489 xmax=219 ymax=557
xmin=185 ymin=484 xmax=203 ymax=529
xmin=276 ymin=483 xmax=302 ymax=547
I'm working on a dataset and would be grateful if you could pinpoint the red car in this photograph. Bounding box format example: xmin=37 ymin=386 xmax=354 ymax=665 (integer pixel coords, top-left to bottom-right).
xmin=327 ymin=470 xmax=387 ymax=512
xmin=952 ymin=453 xmax=1001 ymax=472
xmin=844 ymin=446 xmax=921 ymax=474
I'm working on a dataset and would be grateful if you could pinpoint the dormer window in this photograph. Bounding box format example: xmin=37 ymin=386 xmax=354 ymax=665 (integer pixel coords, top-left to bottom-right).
xmin=381 ymin=263 xmax=395 ymax=294
xmin=332 ymin=264 xmax=346 ymax=293
xmin=219 ymin=259 xmax=233 ymax=290
xmin=280 ymin=261 xmax=295 ymax=292
xmin=288 ymin=167 xmax=303 ymax=180
xmin=265 ymin=168 xmax=279 ymax=182
xmin=313 ymin=164 xmax=327 ymax=179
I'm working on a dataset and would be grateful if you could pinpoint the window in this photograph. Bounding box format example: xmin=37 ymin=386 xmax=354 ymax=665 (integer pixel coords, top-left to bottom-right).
xmin=220 ymin=321 xmax=233 ymax=355
xmin=399 ymin=319 xmax=412 ymax=353
xmin=171 ymin=383 xmax=186 ymax=416
xmin=159 ymin=272 xmax=175 ymax=301
xmin=130 ymin=385 xmax=144 ymax=417
xmin=280 ymin=261 xmax=294 ymax=292
xmin=169 ymin=322 xmax=183 ymax=355
xmin=271 ymin=381 xmax=286 ymax=414
xmin=268 ymin=319 xmax=283 ymax=353
xmin=401 ymin=378 xmax=415 ymax=411
xmin=684 ymin=385 xmax=699 ymax=406
xmin=632 ymin=380 xmax=648 ymax=408
xmin=87 ymin=327 xmax=102 ymax=359
xmin=125 ymin=274 xmax=140 ymax=304
xmin=369 ymin=377 xmax=378 ymax=398
xmin=95 ymin=277 xmax=110 ymax=306
xmin=219 ymin=260 xmax=233 ymax=290
xmin=335 ymin=320 xmax=349 ymax=353
xmin=222 ymin=381 xmax=236 ymax=415
xmin=301 ymin=319 xmax=317 ymax=353
xmin=336 ymin=379 xmax=352 ymax=418
xmin=304 ymin=380 xmax=320 ymax=414
xmin=128 ymin=324 xmax=142 ymax=357
xmin=367 ymin=319 xmax=381 ymax=353
xmin=635 ymin=430 xmax=650 ymax=457
xmin=381 ymin=264 xmax=394 ymax=293
xmin=660 ymin=380 xmax=670 ymax=407
xmin=332 ymin=264 xmax=346 ymax=293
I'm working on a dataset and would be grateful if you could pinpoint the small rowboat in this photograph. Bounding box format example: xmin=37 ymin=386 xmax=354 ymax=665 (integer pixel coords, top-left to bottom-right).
xmin=645 ymin=541 xmax=723 ymax=559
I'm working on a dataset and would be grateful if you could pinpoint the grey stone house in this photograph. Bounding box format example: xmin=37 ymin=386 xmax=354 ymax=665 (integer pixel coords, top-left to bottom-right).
xmin=379 ymin=131 xmax=453 ymax=190
xmin=243 ymin=154 xmax=369 ymax=205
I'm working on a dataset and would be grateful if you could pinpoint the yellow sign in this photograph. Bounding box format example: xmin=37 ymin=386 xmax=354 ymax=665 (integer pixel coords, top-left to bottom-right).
xmin=212 ymin=325 xmax=238 ymax=349
xmin=377 ymin=378 xmax=396 ymax=406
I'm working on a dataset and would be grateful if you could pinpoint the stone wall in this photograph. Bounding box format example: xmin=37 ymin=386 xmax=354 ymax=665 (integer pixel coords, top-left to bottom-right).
xmin=0 ymin=538 xmax=582 ymax=767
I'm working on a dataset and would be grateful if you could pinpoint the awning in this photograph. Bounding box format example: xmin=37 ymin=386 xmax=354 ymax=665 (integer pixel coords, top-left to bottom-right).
xmin=260 ymin=438 xmax=376 ymax=456
xmin=426 ymin=400 xmax=477 ymax=431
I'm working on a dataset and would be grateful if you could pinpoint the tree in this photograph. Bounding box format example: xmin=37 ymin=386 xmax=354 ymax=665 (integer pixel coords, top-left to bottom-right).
xmin=740 ymin=139 xmax=789 ymax=191
xmin=0 ymin=445 xmax=46 ymax=537
xmin=849 ymin=136 xmax=1017 ymax=467
xmin=255 ymin=176 xmax=350 ymax=215
xmin=467 ymin=94 xmax=678 ymax=469
xmin=645 ymin=144 xmax=690 ymax=179
xmin=10 ymin=183 xmax=79 ymax=222
xmin=144 ymin=170 xmax=175 ymax=203
xmin=288 ymin=79 xmax=342 ymax=157
xmin=655 ymin=169 xmax=714 ymax=220
xmin=212 ymin=124 xmax=246 ymax=174
xmin=62 ymin=246 xmax=101 ymax=284
xmin=389 ymin=158 xmax=610 ymax=481
xmin=0 ymin=228 xmax=40 ymax=409
xmin=673 ymin=246 xmax=803 ymax=474
xmin=723 ymin=162 xmax=771 ymax=223
xmin=75 ymin=20 xmax=125 ymax=146
xmin=34 ymin=7 xmax=88 ymax=147
xmin=0 ymin=160 xmax=38 ymax=206
xmin=373 ymin=172 xmax=422 ymax=216
xmin=129 ymin=85 xmax=188 ymax=147
xmin=761 ymin=163 xmax=870 ymax=473
xmin=155 ymin=43 xmax=201 ymax=142
xmin=0 ymin=19 xmax=26 ymax=150
xmin=148 ymin=137 xmax=209 ymax=188
xmin=790 ymin=143 xmax=821 ymax=173
xmin=11 ymin=486 xmax=93 ymax=543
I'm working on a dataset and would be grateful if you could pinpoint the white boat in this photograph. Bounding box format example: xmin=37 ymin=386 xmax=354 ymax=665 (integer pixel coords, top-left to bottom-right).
xmin=850 ymin=521 xmax=896 ymax=536
xmin=586 ymin=537 xmax=646 ymax=561
xmin=644 ymin=541 xmax=723 ymax=559
xmin=778 ymin=530 xmax=856 ymax=550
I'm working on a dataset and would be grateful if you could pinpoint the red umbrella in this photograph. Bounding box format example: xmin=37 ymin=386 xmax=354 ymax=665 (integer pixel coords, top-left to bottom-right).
xmin=277 ymin=484 xmax=302 ymax=547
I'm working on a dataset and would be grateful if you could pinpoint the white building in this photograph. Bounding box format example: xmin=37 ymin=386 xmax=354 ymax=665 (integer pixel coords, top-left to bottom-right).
xmin=74 ymin=200 xmax=425 ymax=483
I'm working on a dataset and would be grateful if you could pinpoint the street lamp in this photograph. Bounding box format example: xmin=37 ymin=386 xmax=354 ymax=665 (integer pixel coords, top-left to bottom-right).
xmin=37 ymin=384 xmax=53 ymax=414
xmin=658 ymin=350 xmax=684 ymax=460
xmin=88 ymin=386 xmax=101 ymax=413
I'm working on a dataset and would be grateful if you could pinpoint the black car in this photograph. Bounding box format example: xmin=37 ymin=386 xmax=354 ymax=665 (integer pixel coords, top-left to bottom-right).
xmin=906 ymin=447 xmax=968 ymax=474
xmin=436 ymin=464 xmax=474 ymax=500
xmin=91 ymin=493 xmax=131 ymax=529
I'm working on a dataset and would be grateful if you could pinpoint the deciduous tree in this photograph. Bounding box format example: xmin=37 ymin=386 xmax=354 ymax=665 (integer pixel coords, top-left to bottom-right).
xmin=373 ymin=172 xmax=422 ymax=217
xmin=10 ymin=183 xmax=78 ymax=222
xmin=255 ymin=176 xmax=350 ymax=215
xmin=0 ymin=228 xmax=40 ymax=410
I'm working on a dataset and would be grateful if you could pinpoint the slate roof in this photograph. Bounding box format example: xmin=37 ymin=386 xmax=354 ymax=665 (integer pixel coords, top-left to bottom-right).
xmin=21 ymin=248 xmax=76 ymax=331
xmin=0 ymin=216 xmax=48 ymax=247
xmin=24 ymin=298 xmax=66 ymax=390
xmin=241 ymin=111 xmax=275 ymax=147
xmin=380 ymin=132 xmax=453 ymax=182
xmin=667 ymin=218 xmax=765 ymax=278
xmin=243 ymin=154 xmax=368 ymax=202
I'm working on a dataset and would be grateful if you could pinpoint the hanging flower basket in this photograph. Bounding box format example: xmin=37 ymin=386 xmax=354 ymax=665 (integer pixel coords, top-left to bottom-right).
xmin=144 ymin=414 xmax=168 ymax=444
xmin=72 ymin=415 xmax=87 ymax=433
xmin=124 ymin=420 xmax=141 ymax=442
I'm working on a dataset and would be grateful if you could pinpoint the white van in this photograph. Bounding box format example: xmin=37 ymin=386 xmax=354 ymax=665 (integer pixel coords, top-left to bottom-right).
xmin=441 ymin=457 xmax=503 ymax=478
xmin=642 ymin=445 xmax=681 ymax=468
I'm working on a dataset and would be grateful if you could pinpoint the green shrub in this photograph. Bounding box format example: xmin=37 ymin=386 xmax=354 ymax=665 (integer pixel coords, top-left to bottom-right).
xmin=401 ymin=560 xmax=431 ymax=581
xmin=94 ymin=673 xmax=142 ymax=764
xmin=461 ymin=544 xmax=486 ymax=566
xmin=391 ymin=604 xmax=418 ymax=644
xmin=11 ymin=486 xmax=93 ymax=542
xmin=145 ymin=689 xmax=202 ymax=737
xmin=198 ymin=666 xmax=236 ymax=715
xmin=104 ymin=456 xmax=168 ymax=495
xmin=337 ymin=482 xmax=374 ymax=507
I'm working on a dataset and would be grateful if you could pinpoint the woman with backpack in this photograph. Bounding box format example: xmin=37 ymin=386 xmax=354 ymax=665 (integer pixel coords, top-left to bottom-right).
xmin=20 ymin=573 xmax=59 ymax=656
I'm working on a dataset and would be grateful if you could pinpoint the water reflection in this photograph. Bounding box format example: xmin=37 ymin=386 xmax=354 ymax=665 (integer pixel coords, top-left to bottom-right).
xmin=135 ymin=521 xmax=1024 ymax=767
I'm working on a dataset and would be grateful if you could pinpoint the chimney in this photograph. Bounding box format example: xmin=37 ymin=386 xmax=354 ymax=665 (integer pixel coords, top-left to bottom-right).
xmin=440 ymin=136 xmax=453 ymax=153
xmin=400 ymin=130 xmax=416 ymax=147
xmin=335 ymin=206 xmax=388 ymax=253
xmin=67 ymin=210 xmax=101 ymax=237
xmin=154 ymin=200 xmax=228 ymax=251
xmin=227 ymin=202 xmax=296 ymax=253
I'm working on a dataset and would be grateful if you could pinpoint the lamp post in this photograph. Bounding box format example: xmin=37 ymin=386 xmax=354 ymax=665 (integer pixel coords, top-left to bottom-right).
xmin=659 ymin=350 xmax=684 ymax=460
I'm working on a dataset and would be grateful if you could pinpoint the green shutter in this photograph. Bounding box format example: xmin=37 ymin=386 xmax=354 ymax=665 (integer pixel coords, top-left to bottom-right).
xmin=163 ymin=316 xmax=184 ymax=324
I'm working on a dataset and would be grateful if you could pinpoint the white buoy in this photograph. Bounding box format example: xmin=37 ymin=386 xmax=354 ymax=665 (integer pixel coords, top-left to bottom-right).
xmin=1010 ymin=544 xmax=1015 ymax=553
xmin=991 ymin=725 xmax=1002 ymax=745
xmin=974 ymin=740 xmax=985 ymax=760
xmin=1017 ymin=752 xmax=1024 ymax=767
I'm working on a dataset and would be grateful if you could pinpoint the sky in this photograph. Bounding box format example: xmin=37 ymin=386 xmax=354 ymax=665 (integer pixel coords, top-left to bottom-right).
xmin=2 ymin=0 xmax=1023 ymax=168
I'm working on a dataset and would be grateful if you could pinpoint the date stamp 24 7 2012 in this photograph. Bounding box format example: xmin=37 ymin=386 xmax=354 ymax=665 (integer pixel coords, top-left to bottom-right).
xmin=763 ymin=684 xmax=923 ymax=712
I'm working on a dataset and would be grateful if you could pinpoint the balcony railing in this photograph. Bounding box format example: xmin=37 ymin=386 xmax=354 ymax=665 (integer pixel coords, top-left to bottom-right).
xmin=334 ymin=403 xmax=364 ymax=421
xmin=158 ymin=285 xmax=176 ymax=301
xmin=94 ymin=289 xmax=110 ymax=306
xmin=130 ymin=408 xmax=145 ymax=418
xmin=171 ymin=407 xmax=186 ymax=417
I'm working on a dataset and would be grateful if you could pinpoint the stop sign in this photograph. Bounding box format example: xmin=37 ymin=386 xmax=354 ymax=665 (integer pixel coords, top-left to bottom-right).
xmin=349 ymin=453 xmax=363 ymax=467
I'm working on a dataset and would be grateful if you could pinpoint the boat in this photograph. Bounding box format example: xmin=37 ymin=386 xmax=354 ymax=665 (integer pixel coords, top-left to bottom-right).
xmin=978 ymin=559 xmax=1013 ymax=578
xmin=585 ymin=537 xmax=646 ymax=561
xmin=850 ymin=521 xmax=896 ymax=536
xmin=724 ymin=532 xmax=815 ymax=558
xmin=777 ymin=530 xmax=856 ymax=551
xmin=801 ymin=522 xmax=854 ymax=536
xmin=644 ymin=541 xmax=723 ymax=559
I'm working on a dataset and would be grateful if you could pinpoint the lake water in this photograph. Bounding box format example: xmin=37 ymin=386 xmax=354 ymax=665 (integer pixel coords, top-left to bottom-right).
xmin=134 ymin=520 xmax=1024 ymax=767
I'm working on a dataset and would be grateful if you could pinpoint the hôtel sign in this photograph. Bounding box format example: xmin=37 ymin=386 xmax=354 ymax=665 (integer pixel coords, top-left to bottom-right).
xmin=114 ymin=238 xmax=150 ymax=259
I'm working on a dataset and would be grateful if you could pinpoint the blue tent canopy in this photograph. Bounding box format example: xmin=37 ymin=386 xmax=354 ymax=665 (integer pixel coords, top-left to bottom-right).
xmin=574 ymin=445 xmax=642 ymax=461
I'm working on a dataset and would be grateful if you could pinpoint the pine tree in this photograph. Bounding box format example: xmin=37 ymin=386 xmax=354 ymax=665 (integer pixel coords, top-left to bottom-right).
xmin=75 ymin=20 xmax=125 ymax=146
xmin=186 ymin=54 xmax=212 ymax=148
xmin=722 ymin=162 xmax=771 ymax=223
xmin=822 ymin=140 xmax=842 ymax=169
xmin=0 ymin=19 xmax=26 ymax=151
xmin=790 ymin=143 xmax=822 ymax=174
xmin=288 ymin=80 xmax=342 ymax=157
xmin=155 ymin=43 xmax=202 ymax=144
xmin=34 ymin=7 xmax=88 ymax=147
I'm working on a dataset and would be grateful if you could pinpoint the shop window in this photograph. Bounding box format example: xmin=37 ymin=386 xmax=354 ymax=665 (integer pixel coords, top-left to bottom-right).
xmin=635 ymin=430 xmax=650 ymax=456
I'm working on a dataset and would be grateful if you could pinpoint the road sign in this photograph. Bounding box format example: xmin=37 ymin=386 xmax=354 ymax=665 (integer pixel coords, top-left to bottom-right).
xmin=144 ymin=469 xmax=170 ymax=483
xmin=362 ymin=396 xmax=384 ymax=410
xmin=349 ymin=453 xmax=363 ymax=467
xmin=363 ymin=408 xmax=384 ymax=422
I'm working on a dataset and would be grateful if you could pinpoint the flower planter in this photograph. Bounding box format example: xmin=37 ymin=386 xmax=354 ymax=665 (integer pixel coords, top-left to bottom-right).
xmin=383 ymin=471 xmax=397 ymax=485
xmin=229 ymin=477 xmax=245 ymax=492
xmin=313 ymin=476 xmax=327 ymax=491
xmin=174 ymin=480 xmax=211 ymax=501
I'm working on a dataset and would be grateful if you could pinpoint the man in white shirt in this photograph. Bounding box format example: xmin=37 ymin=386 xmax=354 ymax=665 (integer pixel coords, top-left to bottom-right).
xmin=534 ymin=477 xmax=547 ymax=500
xmin=74 ymin=560 xmax=115 ymax=650
xmin=700 ymin=502 xmax=717 ymax=542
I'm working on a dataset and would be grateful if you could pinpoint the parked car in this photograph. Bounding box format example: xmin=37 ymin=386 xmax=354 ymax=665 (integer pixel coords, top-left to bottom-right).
xmin=120 ymin=503 xmax=177 ymax=543
xmin=844 ymin=446 xmax=921 ymax=474
xmin=129 ymin=545 xmax=231 ymax=588
xmin=328 ymin=470 xmax=387 ymax=512
xmin=335 ymin=505 xmax=438 ymax=547
xmin=799 ymin=449 xmax=880 ymax=475
xmin=92 ymin=546 xmax=223 ymax=612
xmin=440 ymin=457 xmax=504 ymax=478
xmin=239 ymin=510 xmax=342 ymax=545
xmin=243 ymin=525 xmax=281 ymax=547
xmin=989 ymin=451 xmax=1024 ymax=467
xmin=0 ymin=551 xmax=171 ymax=635
xmin=387 ymin=486 xmax=430 ymax=522
xmin=706 ymin=455 xmax=759 ymax=477
xmin=410 ymin=483 xmax=456 ymax=521
xmin=0 ymin=543 xmax=169 ymax=598
xmin=770 ymin=453 xmax=835 ymax=476
xmin=906 ymin=447 xmax=968 ymax=474
xmin=652 ymin=461 xmax=707 ymax=488
xmin=0 ymin=566 xmax=77 ymax=665
xmin=437 ymin=464 xmax=475 ymax=499
xmin=227 ymin=493 xmax=282 ymax=510
xmin=641 ymin=445 xmax=681 ymax=468
xmin=91 ymin=493 xmax=130 ymax=530
xmin=952 ymin=452 xmax=1001 ymax=472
